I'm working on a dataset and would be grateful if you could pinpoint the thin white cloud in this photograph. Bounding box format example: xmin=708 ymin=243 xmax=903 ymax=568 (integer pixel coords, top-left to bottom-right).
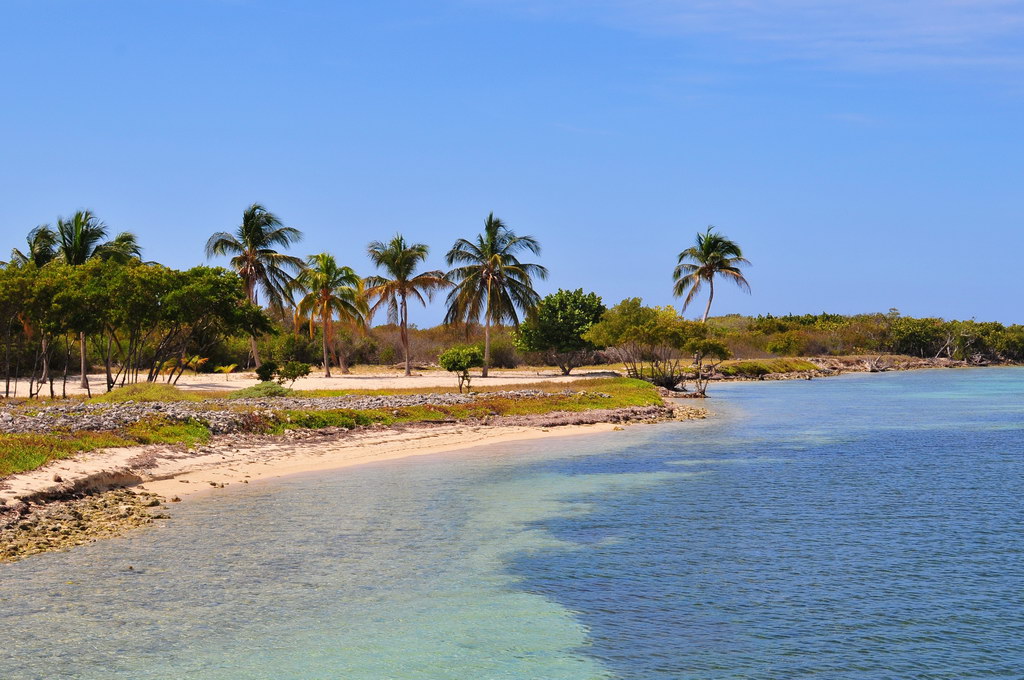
xmin=468 ymin=0 xmax=1024 ymax=69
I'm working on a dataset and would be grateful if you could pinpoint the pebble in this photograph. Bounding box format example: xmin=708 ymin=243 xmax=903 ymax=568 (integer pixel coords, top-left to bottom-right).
xmin=0 ymin=389 xmax=585 ymax=436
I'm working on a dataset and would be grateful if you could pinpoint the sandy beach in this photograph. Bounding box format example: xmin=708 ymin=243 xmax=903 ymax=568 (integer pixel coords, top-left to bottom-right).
xmin=3 ymin=368 xmax=619 ymax=398
xmin=1 ymin=404 xmax=683 ymax=509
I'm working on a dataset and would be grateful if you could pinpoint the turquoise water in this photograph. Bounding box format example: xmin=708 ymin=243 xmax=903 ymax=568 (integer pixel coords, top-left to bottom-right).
xmin=2 ymin=368 xmax=1023 ymax=678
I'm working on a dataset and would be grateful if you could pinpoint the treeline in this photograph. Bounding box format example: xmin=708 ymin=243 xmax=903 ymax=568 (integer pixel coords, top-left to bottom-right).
xmin=710 ymin=311 xmax=1024 ymax=362
xmin=0 ymin=260 xmax=265 ymax=397
xmin=4 ymin=203 xmax=1019 ymax=399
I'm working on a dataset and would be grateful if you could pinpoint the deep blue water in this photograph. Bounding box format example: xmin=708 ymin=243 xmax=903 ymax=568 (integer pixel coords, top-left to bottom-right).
xmin=1 ymin=368 xmax=1022 ymax=678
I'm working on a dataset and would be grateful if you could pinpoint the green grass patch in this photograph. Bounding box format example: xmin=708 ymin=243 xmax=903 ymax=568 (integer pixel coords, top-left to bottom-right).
xmin=270 ymin=409 xmax=390 ymax=433
xmin=0 ymin=431 xmax=137 ymax=476
xmin=0 ymin=418 xmax=212 ymax=477
xmin=88 ymin=383 xmax=204 ymax=403
xmin=718 ymin=359 xmax=819 ymax=377
xmin=269 ymin=378 xmax=660 ymax=431
xmin=226 ymin=382 xmax=295 ymax=399
xmin=124 ymin=418 xmax=212 ymax=446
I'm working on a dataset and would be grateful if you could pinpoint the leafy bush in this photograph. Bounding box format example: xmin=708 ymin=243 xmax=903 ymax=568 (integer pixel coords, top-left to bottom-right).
xmin=263 ymin=332 xmax=319 ymax=365
xmin=585 ymin=298 xmax=705 ymax=388
xmin=227 ymin=381 xmax=294 ymax=399
xmin=438 ymin=346 xmax=484 ymax=392
xmin=765 ymin=332 xmax=805 ymax=356
xmin=481 ymin=337 xmax=520 ymax=369
xmin=276 ymin=361 xmax=311 ymax=386
xmin=255 ymin=362 xmax=278 ymax=383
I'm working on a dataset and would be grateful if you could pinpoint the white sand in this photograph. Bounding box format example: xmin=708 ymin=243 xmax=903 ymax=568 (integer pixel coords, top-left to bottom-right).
xmin=0 ymin=421 xmax=624 ymax=506
xmin=2 ymin=368 xmax=620 ymax=397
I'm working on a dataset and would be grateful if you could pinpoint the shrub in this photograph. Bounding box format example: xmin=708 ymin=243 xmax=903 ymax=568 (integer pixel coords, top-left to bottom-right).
xmin=378 ymin=345 xmax=397 ymax=366
xmin=227 ymin=381 xmax=294 ymax=399
xmin=438 ymin=346 xmax=484 ymax=393
xmin=276 ymin=361 xmax=311 ymax=386
xmin=765 ymin=332 xmax=805 ymax=356
xmin=255 ymin=361 xmax=278 ymax=383
xmin=481 ymin=337 xmax=520 ymax=369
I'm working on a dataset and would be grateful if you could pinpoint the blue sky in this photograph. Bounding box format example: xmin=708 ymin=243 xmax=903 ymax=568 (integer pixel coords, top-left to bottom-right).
xmin=2 ymin=0 xmax=1023 ymax=325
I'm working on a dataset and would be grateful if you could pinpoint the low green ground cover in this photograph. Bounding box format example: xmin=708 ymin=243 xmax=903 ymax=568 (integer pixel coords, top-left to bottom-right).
xmin=88 ymin=383 xmax=205 ymax=403
xmin=0 ymin=418 xmax=213 ymax=477
xmin=717 ymin=358 xmax=819 ymax=377
xmin=0 ymin=432 xmax=136 ymax=477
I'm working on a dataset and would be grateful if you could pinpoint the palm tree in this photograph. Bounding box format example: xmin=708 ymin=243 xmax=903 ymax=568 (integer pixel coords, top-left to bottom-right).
xmin=445 ymin=212 xmax=548 ymax=377
xmin=54 ymin=211 xmax=141 ymax=265
xmin=10 ymin=225 xmax=58 ymax=267
xmin=49 ymin=211 xmax=143 ymax=388
xmin=365 ymin=235 xmax=449 ymax=376
xmin=294 ymin=253 xmax=366 ymax=377
xmin=672 ymin=226 xmax=751 ymax=323
xmin=205 ymin=203 xmax=303 ymax=367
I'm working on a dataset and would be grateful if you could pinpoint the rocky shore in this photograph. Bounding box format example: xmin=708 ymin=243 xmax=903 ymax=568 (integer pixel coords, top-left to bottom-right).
xmin=0 ymin=489 xmax=168 ymax=563
xmin=0 ymin=389 xmax=610 ymax=435
xmin=0 ymin=394 xmax=698 ymax=564
xmin=712 ymin=355 xmax=975 ymax=382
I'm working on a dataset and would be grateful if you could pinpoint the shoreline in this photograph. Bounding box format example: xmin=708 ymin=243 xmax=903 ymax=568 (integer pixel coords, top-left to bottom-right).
xmin=0 ymin=402 xmax=703 ymax=562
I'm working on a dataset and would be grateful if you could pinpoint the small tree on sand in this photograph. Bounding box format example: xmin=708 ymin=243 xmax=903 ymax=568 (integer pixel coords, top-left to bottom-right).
xmin=685 ymin=338 xmax=730 ymax=397
xmin=438 ymin=346 xmax=484 ymax=393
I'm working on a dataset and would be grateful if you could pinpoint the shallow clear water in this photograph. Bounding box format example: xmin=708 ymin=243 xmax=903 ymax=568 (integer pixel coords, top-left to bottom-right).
xmin=2 ymin=368 xmax=1023 ymax=679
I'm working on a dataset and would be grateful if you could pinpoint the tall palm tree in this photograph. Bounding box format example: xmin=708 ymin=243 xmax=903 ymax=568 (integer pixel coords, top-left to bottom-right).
xmin=50 ymin=211 xmax=143 ymax=388
xmin=10 ymin=225 xmax=58 ymax=267
xmin=672 ymin=226 xmax=751 ymax=323
xmin=365 ymin=235 xmax=449 ymax=376
xmin=205 ymin=203 xmax=303 ymax=367
xmin=445 ymin=212 xmax=548 ymax=377
xmin=55 ymin=211 xmax=141 ymax=266
xmin=294 ymin=253 xmax=366 ymax=377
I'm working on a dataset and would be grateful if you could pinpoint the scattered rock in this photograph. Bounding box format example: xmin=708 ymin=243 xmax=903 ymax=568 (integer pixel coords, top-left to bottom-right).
xmin=0 ymin=489 xmax=168 ymax=564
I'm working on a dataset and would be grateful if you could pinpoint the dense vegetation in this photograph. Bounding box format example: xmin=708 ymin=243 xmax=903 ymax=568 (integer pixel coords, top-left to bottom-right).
xmin=710 ymin=311 xmax=1024 ymax=363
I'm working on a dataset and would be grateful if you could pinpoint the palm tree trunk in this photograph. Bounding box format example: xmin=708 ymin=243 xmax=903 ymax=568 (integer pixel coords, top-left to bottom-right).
xmin=701 ymin=278 xmax=715 ymax=323
xmin=483 ymin=277 xmax=492 ymax=378
xmin=402 ymin=293 xmax=411 ymax=377
xmin=483 ymin=315 xmax=491 ymax=378
xmin=79 ymin=331 xmax=88 ymax=389
xmin=41 ymin=336 xmax=50 ymax=393
xmin=249 ymin=335 xmax=261 ymax=368
xmin=246 ymin=279 xmax=262 ymax=368
xmin=323 ymin=310 xmax=332 ymax=378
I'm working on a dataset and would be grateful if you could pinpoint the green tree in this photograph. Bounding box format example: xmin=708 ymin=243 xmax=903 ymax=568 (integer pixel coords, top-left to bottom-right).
xmin=438 ymin=345 xmax=484 ymax=393
xmin=673 ymin=226 xmax=751 ymax=323
xmin=205 ymin=203 xmax=304 ymax=367
xmin=685 ymin=337 xmax=731 ymax=396
xmin=888 ymin=316 xmax=946 ymax=357
xmin=444 ymin=212 xmax=548 ymax=377
xmin=365 ymin=234 xmax=449 ymax=376
xmin=585 ymin=298 xmax=705 ymax=389
xmin=515 ymin=288 xmax=605 ymax=375
xmin=43 ymin=211 xmax=143 ymax=389
xmin=294 ymin=253 xmax=366 ymax=377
